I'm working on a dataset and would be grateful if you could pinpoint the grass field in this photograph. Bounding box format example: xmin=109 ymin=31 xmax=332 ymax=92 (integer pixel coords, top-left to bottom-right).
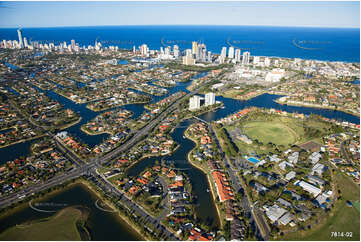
xmin=0 ymin=207 xmax=84 ymax=241
xmin=280 ymin=173 xmax=360 ymax=241
xmin=242 ymin=121 xmax=298 ymax=146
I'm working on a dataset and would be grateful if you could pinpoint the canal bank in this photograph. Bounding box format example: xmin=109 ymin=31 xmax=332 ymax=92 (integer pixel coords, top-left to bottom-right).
xmin=126 ymin=118 xmax=221 ymax=229
xmin=184 ymin=129 xmax=223 ymax=228
xmin=0 ymin=180 xmax=144 ymax=241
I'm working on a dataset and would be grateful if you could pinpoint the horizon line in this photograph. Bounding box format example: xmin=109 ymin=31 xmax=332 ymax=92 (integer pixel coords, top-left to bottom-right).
xmin=0 ymin=24 xmax=359 ymax=29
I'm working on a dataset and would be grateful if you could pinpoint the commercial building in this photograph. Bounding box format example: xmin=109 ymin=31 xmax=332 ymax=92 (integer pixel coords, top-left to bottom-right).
xmin=265 ymin=204 xmax=287 ymax=223
xmin=265 ymin=68 xmax=285 ymax=82
xmin=296 ymin=180 xmax=321 ymax=197
xmin=205 ymin=92 xmax=215 ymax=106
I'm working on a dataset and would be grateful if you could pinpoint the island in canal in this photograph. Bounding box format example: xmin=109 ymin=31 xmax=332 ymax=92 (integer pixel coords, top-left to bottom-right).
xmin=0 ymin=206 xmax=90 ymax=241
xmin=0 ymin=27 xmax=359 ymax=241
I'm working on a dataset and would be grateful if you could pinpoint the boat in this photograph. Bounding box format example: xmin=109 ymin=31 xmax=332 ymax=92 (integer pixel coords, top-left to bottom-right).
xmin=206 ymin=189 xmax=210 ymax=193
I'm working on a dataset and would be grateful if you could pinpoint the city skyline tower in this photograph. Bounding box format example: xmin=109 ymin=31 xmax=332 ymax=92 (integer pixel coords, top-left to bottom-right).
xmin=17 ymin=28 xmax=24 ymax=48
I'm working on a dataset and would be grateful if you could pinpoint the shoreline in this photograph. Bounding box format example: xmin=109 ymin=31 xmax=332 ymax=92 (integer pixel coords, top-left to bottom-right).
xmin=78 ymin=180 xmax=148 ymax=241
xmin=86 ymin=100 xmax=150 ymax=112
xmin=275 ymin=99 xmax=360 ymax=117
xmin=125 ymin=143 xmax=181 ymax=173
xmin=58 ymin=116 xmax=82 ymax=130
xmin=80 ymin=125 xmax=113 ymax=136
xmin=183 ymin=128 xmax=223 ymax=228
xmin=0 ymin=134 xmax=45 ymax=149
xmin=0 ymin=179 xmax=147 ymax=241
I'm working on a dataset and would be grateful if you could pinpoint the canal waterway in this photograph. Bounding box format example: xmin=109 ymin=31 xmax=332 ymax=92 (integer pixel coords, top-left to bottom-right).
xmin=1 ymin=61 xmax=360 ymax=232
xmin=0 ymin=184 xmax=142 ymax=240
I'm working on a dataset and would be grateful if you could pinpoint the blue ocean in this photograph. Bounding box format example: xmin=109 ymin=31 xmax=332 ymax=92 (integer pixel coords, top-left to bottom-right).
xmin=0 ymin=25 xmax=359 ymax=62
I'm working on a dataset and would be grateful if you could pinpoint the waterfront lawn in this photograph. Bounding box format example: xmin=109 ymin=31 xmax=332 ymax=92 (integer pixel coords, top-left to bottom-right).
xmin=280 ymin=173 xmax=360 ymax=241
xmin=0 ymin=207 xmax=85 ymax=241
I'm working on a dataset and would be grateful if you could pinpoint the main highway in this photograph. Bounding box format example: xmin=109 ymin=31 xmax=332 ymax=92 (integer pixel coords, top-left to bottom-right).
xmin=0 ymin=78 xmax=208 ymax=240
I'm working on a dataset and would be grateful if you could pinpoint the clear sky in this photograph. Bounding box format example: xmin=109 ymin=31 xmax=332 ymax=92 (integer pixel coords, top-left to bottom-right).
xmin=0 ymin=1 xmax=359 ymax=28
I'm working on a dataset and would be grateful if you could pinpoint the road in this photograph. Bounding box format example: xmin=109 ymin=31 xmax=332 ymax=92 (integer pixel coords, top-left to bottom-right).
xmin=340 ymin=139 xmax=353 ymax=164
xmin=100 ymin=87 xmax=202 ymax=164
xmin=208 ymin=122 xmax=270 ymax=240
xmin=157 ymin=176 xmax=170 ymax=220
xmin=0 ymin=78 xmax=210 ymax=240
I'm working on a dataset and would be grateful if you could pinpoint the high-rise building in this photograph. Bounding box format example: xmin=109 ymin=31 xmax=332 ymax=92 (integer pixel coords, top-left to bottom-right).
xmin=133 ymin=45 xmax=136 ymax=53
xmin=242 ymin=51 xmax=250 ymax=65
xmin=264 ymin=57 xmax=271 ymax=67
xmin=235 ymin=49 xmax=241 ymax=62
xmin=183 ymin=49 xmax=195 ymax=65
xmin=221 ymin=47 xmax=227 ymax=59
xmin=140 ymin=44 xmax=149 ymax=57
xmin=207 ymin=51 xmax=212 ymax=62
xmin=197 ymin=43 xmax=207 ymax=62
xmin=253 ymin=56 xmax=260 ymax=65
xmin=23 ymin=37 xmax=28 ymax=48
xmin=164 ymin=46 xmax=170 ymax=56
xmin=160 ymin=47 xmax=164 ymax=54
xmin=192 ymin=41 xmax=198 ymax=55
xmin=17 ymin=29 xmax=24 ymax=48
xmin=173 ymin=45 xmax=179 ymax=58
xmin=205 ymin=92 xmax=216 ymax=106
xmin=189 ymin=95 xmax=201 ymax=110
xmin=71 ymin=39 xmax=76 ymax=50
xmin=228 ymin=47 xmax=234 ymax=59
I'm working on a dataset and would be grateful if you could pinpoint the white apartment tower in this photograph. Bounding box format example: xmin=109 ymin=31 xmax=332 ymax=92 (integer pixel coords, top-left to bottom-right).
xmin=228 ymin=46 xmax=234 ymax=59
xmin=205 ymin=92 xmax=216 ymax=106
xmin=189 ymin=95 xmax=201 ymax=110
xmin=140 ymin=44 xmax=149 ymax=57
xmin=173 ymin=45 xmax=179 ymax=58
xmin=183 ymin=49 xmax=195 ymax=65
xmin=253 ymin=56 xmax=260 ymax=65
xmin=220 ymin=46 xmax=227 ymax=59
xmin=242 ymin=51 xmax=250 ymax=65
xmin=264 ymin=57 xmax=271 ymax=67
xmin=192 ymin=41 xmax=198 ymax=55
xmin=17 ymin=29 xmax=24 ymax=48
xmin=235 ymin=49 xmax=241 ymax=62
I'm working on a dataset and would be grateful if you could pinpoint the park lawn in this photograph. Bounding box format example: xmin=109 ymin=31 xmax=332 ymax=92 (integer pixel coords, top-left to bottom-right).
xmin=222 ymin=89 xmax=243 ymax=99
xmin=0 ymin=207 xmax=84 ymax=241
xmin=280 ymin=173 xmax=360 ymax=241
xmin=108 ymin=173 xmax=124 ymax=184
xmin=242 ymin=121 xmax=298 ymax=146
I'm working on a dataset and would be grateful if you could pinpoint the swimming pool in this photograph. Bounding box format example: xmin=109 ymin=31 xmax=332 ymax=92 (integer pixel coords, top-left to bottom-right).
xmin=248 ymin=157 xmax=260 ymax=164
